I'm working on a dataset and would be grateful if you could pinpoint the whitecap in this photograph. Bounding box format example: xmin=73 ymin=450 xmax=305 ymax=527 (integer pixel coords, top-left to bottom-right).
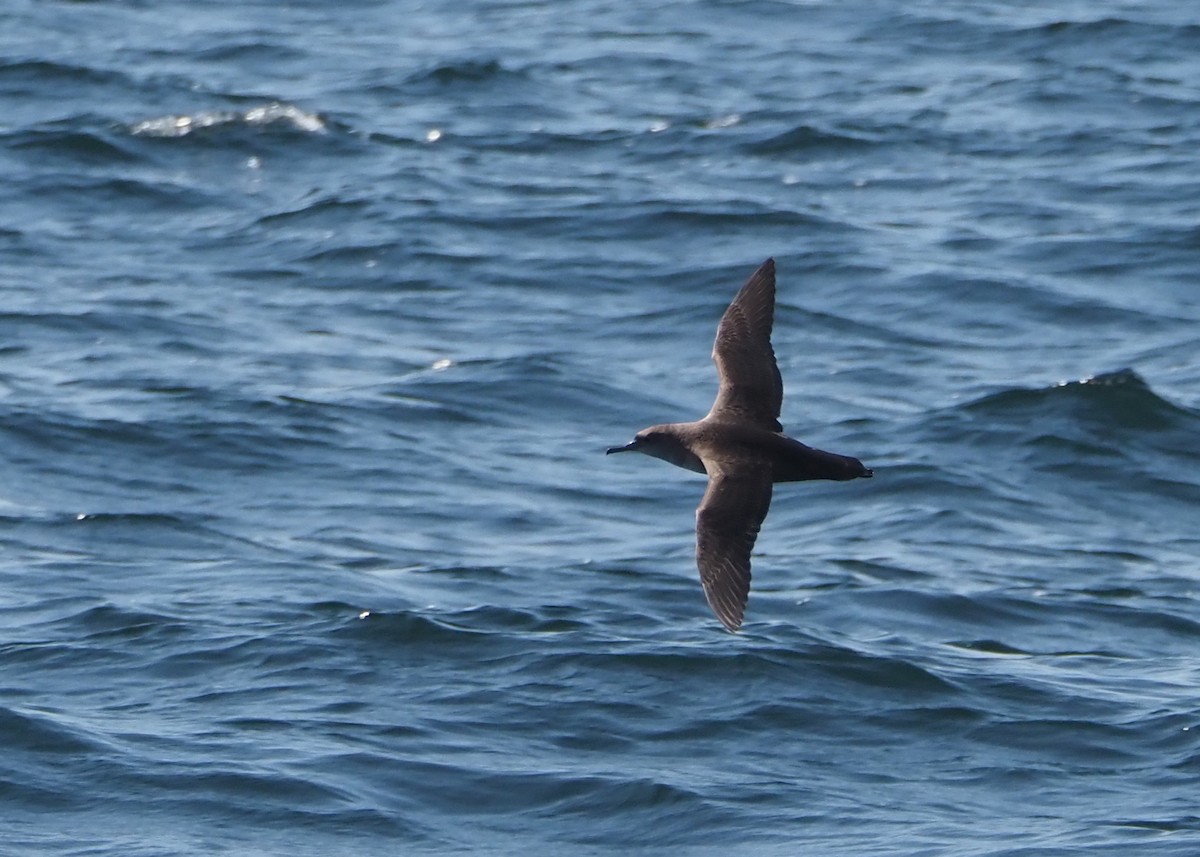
xmin=130 ymin=102 xmax=326 ymax=138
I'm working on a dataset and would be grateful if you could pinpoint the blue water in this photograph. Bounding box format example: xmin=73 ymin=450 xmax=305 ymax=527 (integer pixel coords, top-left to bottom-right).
xmin=3 ymin=1 xmax=1200 ymax=854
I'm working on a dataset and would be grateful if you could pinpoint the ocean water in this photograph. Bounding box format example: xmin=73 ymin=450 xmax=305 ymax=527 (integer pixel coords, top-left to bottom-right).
xmin=3 ymin=0 xmax=1200 ymax=854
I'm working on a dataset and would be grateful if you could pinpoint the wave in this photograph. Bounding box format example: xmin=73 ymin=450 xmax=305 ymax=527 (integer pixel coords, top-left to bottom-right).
xmin=0 ymin=59 xmax=128 ymax=89
xmin=743 ymin=123 xmax=878 ymax=156
xmin=6 ymin=121 xmax=140 ymax=164
xmin=908 ymin=368 xmax=1200 ymax=525
xmin=922 ymin=369 xmax=1199 ymax=455
xmin=404 ymin=57 xmax=518 ymax=87
xmin=0 ymin=704 xmax=104 ymax=755
xmin=128 ymin=102 xmax=327 ymax=138
xmin=961 ymin=368 xmax=1196 ymax=431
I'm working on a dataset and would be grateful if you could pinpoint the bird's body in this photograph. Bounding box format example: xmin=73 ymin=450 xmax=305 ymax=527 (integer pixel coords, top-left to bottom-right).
xmin=607 ymin=258 xmax=872 ymax=632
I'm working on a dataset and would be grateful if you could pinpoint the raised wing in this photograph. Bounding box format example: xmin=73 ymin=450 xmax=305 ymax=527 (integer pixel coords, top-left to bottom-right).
xmin=706 ymin=258 xmax=783 ymax=431
xmin=695 ymin=466 xmax=774 ymax=632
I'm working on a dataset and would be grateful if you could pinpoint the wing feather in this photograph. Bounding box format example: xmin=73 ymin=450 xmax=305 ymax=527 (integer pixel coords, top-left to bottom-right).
xmin=695 ymin=466 xmax=774 ymax=631
xmin=706 ymin=258 xmax=783 ymax=431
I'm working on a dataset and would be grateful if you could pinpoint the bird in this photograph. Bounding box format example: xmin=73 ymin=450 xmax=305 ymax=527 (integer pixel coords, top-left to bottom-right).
xmin=607 ymin=258 xmax=872 ymax=632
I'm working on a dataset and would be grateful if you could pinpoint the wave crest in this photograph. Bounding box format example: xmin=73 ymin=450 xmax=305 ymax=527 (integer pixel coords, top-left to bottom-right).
xmin=130 ymin=103 xmax=325 ymax=138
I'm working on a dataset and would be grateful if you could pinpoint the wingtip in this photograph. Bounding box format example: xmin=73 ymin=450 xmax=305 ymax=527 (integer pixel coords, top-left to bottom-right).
xmin=715 ymin=606 xmax=745 ymax=633
xmin=731 ymin=256 xmax=776 ymax=301
xmin=749 ymin=257 xmax=776 ymax=290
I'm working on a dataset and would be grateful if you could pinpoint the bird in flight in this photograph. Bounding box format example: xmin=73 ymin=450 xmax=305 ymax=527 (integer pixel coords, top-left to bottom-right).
xmin=607 ymin=258 xmax=872 ymax=632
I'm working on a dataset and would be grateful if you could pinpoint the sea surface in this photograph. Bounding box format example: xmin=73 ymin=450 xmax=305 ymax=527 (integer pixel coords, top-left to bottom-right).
xmin=3 ymin=1 xmax=1200 ymax=854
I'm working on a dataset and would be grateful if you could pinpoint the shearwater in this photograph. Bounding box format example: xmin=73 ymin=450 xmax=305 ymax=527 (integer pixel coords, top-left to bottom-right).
xmin=607 ymin=258 xmax=873 ymax=632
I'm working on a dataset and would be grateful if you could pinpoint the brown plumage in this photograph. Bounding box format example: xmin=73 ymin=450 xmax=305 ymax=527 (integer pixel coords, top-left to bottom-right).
xmin=607 ymin=258 xmax=872 ymax=632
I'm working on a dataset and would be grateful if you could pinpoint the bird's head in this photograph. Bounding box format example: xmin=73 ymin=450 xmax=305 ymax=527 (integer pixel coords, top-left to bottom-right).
xmin=606 ymin=427 xmax=670 ymax=457
xmin=606 ymin=426 xmax=707 ymax=474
